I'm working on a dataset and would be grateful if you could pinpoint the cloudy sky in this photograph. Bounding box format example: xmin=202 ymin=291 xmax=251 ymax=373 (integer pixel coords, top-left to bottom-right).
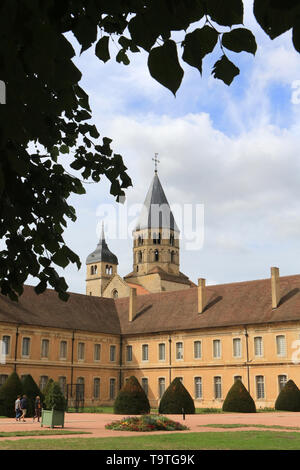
xmin=41 ymin=1 xmax=300 ymax=295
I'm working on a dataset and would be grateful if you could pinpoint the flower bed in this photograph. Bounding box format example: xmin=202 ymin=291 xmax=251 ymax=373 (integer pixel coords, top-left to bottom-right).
xmin=105 ymin=415 xmax=189 ymax=432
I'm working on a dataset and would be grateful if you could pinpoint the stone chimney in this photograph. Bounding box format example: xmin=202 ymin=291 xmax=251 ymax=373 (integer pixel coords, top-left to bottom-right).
xmin=198 ymin=278 xmax=206 ymax=314
xmin=129 ymin=287 xmax=137 ymax=322
xmin=271 ymin=267 xmax=280 ymax=309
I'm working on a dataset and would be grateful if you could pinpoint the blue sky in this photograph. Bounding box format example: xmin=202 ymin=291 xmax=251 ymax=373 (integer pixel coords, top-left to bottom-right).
xmin=29 ymin=2 xmax=300 ymax=295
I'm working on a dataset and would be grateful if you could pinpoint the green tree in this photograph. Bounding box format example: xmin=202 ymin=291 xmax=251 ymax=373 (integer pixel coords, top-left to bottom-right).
xmin=222 ymin=379 xmax=256 ymax=413
xmin=44 ymin=381 xmax=66 ymax=411
xmin=114 ymin=376 xmax=150 ymax=415
xmin=275 ymin=379 xmax=300 ymax=412
xmin=21 ymin=374 xmax=44 ymax=417
xmin=158 ymin=377 xmax=195 ymax=414
xmin=0 ymin=1 xmax=299 ymax=301
xmin=0 ymin=372 xmax=23 ymax=417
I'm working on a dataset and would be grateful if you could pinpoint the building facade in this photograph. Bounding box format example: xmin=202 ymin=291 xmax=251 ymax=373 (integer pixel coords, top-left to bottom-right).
xmin=1 ymin=172 xmax=300 ymax=409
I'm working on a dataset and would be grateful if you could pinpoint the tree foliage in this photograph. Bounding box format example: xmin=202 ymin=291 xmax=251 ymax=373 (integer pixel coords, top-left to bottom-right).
xmin=158 ymin=377 xmax=195 ymax=414
xmin=21 ymin=374 xmax=44 ymax=417
xmin=222 ymin=379 xmax=256 ymax=413
xmin=44 ymin=381 xmax=66 ymax=411
xmin=275 ymin=379 xmax=300 ymax=412
xmin=114 ymin=376 xmax=150 ymax=415
xmin=0 ymin=0 xmax=299 ymax=301
xmin=0 ymin=371 xmax=23 ymax=417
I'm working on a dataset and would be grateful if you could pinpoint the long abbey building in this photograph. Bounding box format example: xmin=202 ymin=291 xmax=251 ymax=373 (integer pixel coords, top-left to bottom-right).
xmin=0 ymin=170 xmax=300 ymax=408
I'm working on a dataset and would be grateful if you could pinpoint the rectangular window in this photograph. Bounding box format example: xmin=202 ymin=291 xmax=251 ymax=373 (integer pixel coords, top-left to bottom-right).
xmin=233 ymin=338 xmax=242 ymax=358
xmin=94 ymin=378 xmax=100 ymax=398
xmin=2 ymin=336 xmax=10 ymax=356
xmin=256 ymin=375 xmax=265 ymax=399
xmin=194 ymin=341 xmax=202 ymax=359
xmin=142 ymin=378 xmax=148 ymax=396
xmin=214 ymin=376 xmax=222 ymax=399
xmin=158 ymin=378 xmax=165 ymax=398
xmin=278 ymin=375 xmax=287 ymax=392
xmin=194 ymin=377 xmax=202 ymax=399
xmin=41 ymin=339 xmax=49 ymax=358
xmin=0 ymin=375 xmax=8 ymax=388
xmin=176 ymin=342 xmax=183 ymax=360
xmin=159 ymin=343 xmax=166 ymax=361
xmin=94 ymin=344 xmax=101 ymax=361
xmin=39 ymin=376 xmax=48 ymax=391
xmin=110 ymin=378 xmax=116 ymax=399
xmin=110 ymin=345 xmax=116 ymax=362
xmin=254 ymin=337 xmax=263 ymax=357
xmin=276 ymin=335 xmax=286 ymax=357
xmin=22 ymin=337 xmax=30 ymax=357
xmin=126 ymin=345 xmax=132 ymax=362
xmin=58 ymin=376 xmax=66 ymax=395
xmin=142 ymin=344 xmax=149 ymax=361
xmin=60 ymin=341 xmax=67 ymax=359
xmin=78 ymin=342 xmax=85 ymax=360
xmin=213 ymin=339 xmax=221 ymax=359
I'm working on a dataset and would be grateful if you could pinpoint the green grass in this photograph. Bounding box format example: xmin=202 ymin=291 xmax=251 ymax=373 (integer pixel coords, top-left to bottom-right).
xmin=0 ymin=431 xmax=300 ymax=450
xmin=198 ymin=423 xmax=300 ymax=431
xmin=0 ymin=430 xmax=91 ymax=438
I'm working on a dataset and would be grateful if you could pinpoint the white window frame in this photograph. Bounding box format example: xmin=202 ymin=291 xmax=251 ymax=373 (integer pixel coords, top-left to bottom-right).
xmin=142 ymin=344 xmax=149 ymax=362
xmin=213 ymin=339 xmax=221 ymax=359
xmin=78 ymin=342 xmax=85 ymax=361
xmin=176 ymin=342 xmax=184 ymax=361
xmin=256 ymin=375 xmax=265 ymax=399
xmin=158 ymin=377 xmax=166 ymax=399
xmin=194 ymin=340 xmax=202 ymax=359
xmin=1 ymin=335 xmax=10 ymax=356
xmin=22 ymin=337 xmax=31 ymax=357
xmin=276 ymin=335 xmax=286 ymax=357
xmin=59 ymin=340 xmax=67 ymax=360
xmin=233 ymin=337 xmax=242 ymax=358
xmin=94 ymin=343 xmax=101 ymax=362
xmin=214 ymin=376 xmax=222 ymax=399
xmin=254 ymin=336 xmax=263 ymax=357
xmin=158 ymin=343 xmax=166 ymax=361
xmin=41 ymin=338 xmax=49 ymax=358
xmin=194 ymin=377 xmax=202 ymax=399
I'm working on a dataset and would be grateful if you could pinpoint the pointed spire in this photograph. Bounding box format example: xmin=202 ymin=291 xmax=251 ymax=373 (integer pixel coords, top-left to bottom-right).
xmin=135 ymin=172 xmax=179 ymax=232
xmin=86 ymin=222 xmax=118 ymax=265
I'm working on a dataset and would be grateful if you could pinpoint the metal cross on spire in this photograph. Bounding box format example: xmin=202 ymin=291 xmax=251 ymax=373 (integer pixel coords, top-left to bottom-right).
xmin=152 ymin=153 xmax=160 ymax=173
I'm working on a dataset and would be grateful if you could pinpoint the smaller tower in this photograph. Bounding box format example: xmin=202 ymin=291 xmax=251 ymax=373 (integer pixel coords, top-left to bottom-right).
xmin=86 ymin=223 xmax=118 ymax=297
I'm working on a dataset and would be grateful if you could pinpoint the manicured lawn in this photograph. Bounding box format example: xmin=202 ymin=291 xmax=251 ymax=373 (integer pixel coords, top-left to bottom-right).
xmin=0 ymin=430 xmax=91 ymax=438
xmin=0 ymin=431 xmax=300 ymax=450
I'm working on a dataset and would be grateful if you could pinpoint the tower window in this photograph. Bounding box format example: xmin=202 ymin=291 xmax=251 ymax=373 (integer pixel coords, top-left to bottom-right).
xmin=154 ymin=249 xmax=159 ymax=261
xmin=91 ymin=265 xmax=97 ymax=275
xmin=153 ymin=232 xmax=157 ymax=244
xmin=170 ymin=233 xmax=174 ymax=246
xmin=171 ymin=251 xmax=175 ymax=263
xmin=138 ymin=235 xmax=143 ymax=246
xmin=138 ymin=251 xmax=143 ymax=263
xmin=112 ymin=289 xmax=118 ymax=299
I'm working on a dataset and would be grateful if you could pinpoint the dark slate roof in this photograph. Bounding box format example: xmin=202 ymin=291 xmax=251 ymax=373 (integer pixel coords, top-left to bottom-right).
xmin=86 ymin=225 xmax=118 ymax=265
xmin=135 ymin=173 xmax=179 ymax=232
xmin=0 ymin=285 xmax=120 ymax=335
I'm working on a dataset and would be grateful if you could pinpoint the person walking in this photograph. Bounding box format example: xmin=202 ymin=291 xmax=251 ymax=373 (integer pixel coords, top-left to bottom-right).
xmin=33 ymin=396 xmax=41 ymax=423
xmin=15 ymin=395 xmax=21 ymax=421
xmin=19 ymin=394 xmax=28 ymax=422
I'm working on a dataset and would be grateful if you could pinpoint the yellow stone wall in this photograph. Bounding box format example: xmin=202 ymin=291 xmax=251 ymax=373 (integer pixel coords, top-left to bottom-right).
xmin=1 ymin=320 xmax=300 ymax=409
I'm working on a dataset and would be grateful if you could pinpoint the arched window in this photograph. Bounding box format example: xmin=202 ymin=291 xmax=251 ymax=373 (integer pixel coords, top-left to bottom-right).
xmin=112 ymin=289 xmax=118 ymax=299
xmin=171 ymin=251 xmax=175 ymax=263
xmin=170 ymin=233 xmax=174 ymax=246
xmin=157 ymin=232 xmax=161 ymax=244
xmin=138 ymin=235 xmax=143 ymax=246
xmin=153 ymin=232 xmax=157 ymax=244
xmin=138 ymin=251 xmax=143 ymax=263
xmin=154 ymin=249 xmax=159 ymax=261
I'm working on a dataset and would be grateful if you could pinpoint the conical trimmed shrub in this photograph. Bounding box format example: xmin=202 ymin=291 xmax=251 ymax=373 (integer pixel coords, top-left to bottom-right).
xmin=158 ymin=377 xmax=195 ymax=414
xmin=222 ymin=379 xmax=256 ymax=413
xmin=44 ymin=381 xmax=66 ymax=411
xmin=275 ymin=379 xmax=300 ymax=411
xmin=114 ymin=376 xmax=150 ymax=415
xmin=21 ymin=375 xmax=44 ymax=417
xmin=0 ymin=372 xmax=23 ymax=417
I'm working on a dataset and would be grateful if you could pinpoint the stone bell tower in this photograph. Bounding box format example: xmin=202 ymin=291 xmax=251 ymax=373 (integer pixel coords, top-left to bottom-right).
xmin=86 ymin=223 xmax=118 ymax=297
xmin=124 ymin=157 xmax=193 ymax=293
